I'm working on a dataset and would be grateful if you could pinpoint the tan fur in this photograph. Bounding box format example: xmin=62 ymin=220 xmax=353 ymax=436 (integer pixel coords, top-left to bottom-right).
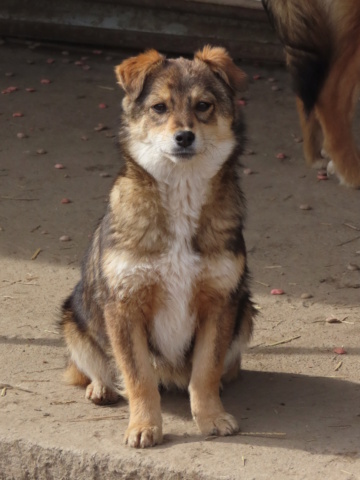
xmin=59 ymin=46 xmax=255 ymax=448
xmin=263 ymin=0 xmax=360 ymax=187
xmin=195 ymin=45 xmax=248 ymax=92
xmin=63 ymin=361 xmax=90 ymax=388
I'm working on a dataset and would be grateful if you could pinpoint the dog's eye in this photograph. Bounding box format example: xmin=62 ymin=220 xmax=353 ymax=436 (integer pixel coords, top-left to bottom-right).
xmin=152 ymin=103 xmax=167 ymax=114
xmin=196 ymin=102 xmax=212 ymax=112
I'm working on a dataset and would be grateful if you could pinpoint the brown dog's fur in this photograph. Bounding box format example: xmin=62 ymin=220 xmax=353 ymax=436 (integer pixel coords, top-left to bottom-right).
xmin=262 ymin=0 xmax=360 ymax=188
xmin=59 ymin=46 xmax=255 ymax=448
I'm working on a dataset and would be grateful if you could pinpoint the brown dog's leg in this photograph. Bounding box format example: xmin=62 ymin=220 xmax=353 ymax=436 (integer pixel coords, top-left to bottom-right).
xmin=296 ymin=96 xmax=326 ymax=168
xmin=315 ymin=50 xmax=360 ymax=187
xmin=104 ymin=302 xmax=162 ymax=448
xmin=189 ymin=303 xmax=239 ymax=437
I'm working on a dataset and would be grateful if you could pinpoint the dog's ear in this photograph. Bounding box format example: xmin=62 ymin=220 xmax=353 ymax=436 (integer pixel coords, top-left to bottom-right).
xmin=115 ymin=50 xmax=165 ymax=98
xmin=195 ymin=45 xmax=248 ymax=92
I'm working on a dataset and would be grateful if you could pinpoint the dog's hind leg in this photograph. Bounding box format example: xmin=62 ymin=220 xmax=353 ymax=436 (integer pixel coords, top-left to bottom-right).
xmin=296 ymin=96 xmax=326 ymax=169
xmin=315 ymin=48 xmax=360 ymax=188
xmin=60 ymin=304 xmax=120 ymax=405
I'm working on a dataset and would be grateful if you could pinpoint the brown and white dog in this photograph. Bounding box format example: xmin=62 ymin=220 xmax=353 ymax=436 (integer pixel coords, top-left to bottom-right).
xmin=59 ymin=46 xmax=255 ymax=448
xmin=262 ymin=0 xmax=360 ymax=188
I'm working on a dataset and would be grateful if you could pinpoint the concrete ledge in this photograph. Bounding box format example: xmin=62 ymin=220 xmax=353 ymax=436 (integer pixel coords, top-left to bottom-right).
xmin=0 ymin=0 xmax=283 ymax=62
xmin=0 ymin=438 xmax=215 ymax=480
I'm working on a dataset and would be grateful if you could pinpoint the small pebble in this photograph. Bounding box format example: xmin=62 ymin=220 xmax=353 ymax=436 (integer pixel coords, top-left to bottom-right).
xmin=268 ymin=77 xmax=275 ymax=82
xmin=62 ymin=51 xmax=69 ymax=56
xmin=94 ymin=123 xmax=107 ymax=132
xmin=59 ymin=235 xmax=71 ymax=242
xmin=326 ymin=316 xmax=341 ymax=324
xmin=5 ymin=72 xmax=14 ymax=77
xmin=54 ymin=163 xmax=65 ymax=169
xmin=25 ymin=87 xmax=36 ymax=92
xmin=271 ymin=289 xmax=285 ymax=295
xmin=82 ymin=65 xmax=91 ymax=71
xmin=271 ymin=85 xmax=281 ymax=91
xmin=61 ymin=198 xmax=72 ymax=204
xmin=243 ymin=168 xmax=253 ymax=175
xmin=46 ymin=58 xmax=55 ymax=64
xmin=244 ymin=149 xmax=255 ymax=155
xmin=300 ymin=293 xmax=313 ymax=300
xmin=36 ymin=149 xmax=47 ymax=155
xmin=299 ymin=204 xmax=312 ymax=211
xmin=99 ymin=103 xmax=108 ymax=109
xmin=333 ymin=347 xmax=347 ymax=355
xmin=105 ymin=132 xmax=116 ymax=138
xmin=253 ymin=74 xmax=261 ymax=80
xmin=317 ymin=171 xmax=328 ymax=181
xmin=276 ymin=152 xmax=287 ymax=160
xmin=74 ymin=60 xmax=84 ymax=66
xmin=17 ymin=132 xmax=27 ymax=139
xmin=12 ymin=112 xmax=24 ymax=118
xmin=3 ymin=86 xmax=18 ymax=94
xmin=238 ymin=99 xmax=247 ymax=106
xmin=81 ymin=135 xmax=89 ymax=141
xmin=81 ymin=56 xmax=89 ymax=61
xmin=347 ymin=263 xmax=359 ymax=271
xmin=93 ymin=49 xmax=103 ymax=55
xmin=99 ymin=172 xmax=112 ymax=178
xmin=40 ymin=78 xmax=51 ymax=84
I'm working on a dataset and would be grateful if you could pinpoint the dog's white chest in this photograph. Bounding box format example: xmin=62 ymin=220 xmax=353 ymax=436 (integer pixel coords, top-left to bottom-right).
xmin=151 ymin=169 xmax=208 ymax=365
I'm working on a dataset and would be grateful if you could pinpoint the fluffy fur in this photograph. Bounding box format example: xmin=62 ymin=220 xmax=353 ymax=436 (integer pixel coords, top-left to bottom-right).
xmin=262 ymin=0 xmax=360 ymax=187
xmin=59 ymin=46 xmax=255 ymax=448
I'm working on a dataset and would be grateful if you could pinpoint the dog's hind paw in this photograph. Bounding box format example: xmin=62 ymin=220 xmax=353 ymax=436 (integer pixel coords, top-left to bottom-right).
xmin=85 ymin=381 xmax=119 ymax=405
xmin=125 ymin=424 xmax=163 ymax=448
xmin=327 ymin=160 xmax=336 ymax=176
xmin=327 ymin=160 xmax=360 ymax=188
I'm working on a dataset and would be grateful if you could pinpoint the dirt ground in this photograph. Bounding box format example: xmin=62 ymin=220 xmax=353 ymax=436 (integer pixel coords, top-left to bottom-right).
xmin=0 ymin=40 xmax=359 ymax=480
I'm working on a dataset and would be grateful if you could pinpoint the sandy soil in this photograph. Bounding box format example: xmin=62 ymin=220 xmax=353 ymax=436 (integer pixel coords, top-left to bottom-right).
xmin=0 ymin=40 xmax=359 ymax=480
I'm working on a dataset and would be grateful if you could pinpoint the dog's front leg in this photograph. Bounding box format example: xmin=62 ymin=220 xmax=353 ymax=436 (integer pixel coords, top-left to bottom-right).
xmin=189 ymin=304 xmax=239 ymax=437
xmin=105 ymin=302 xmax=162 ymax=448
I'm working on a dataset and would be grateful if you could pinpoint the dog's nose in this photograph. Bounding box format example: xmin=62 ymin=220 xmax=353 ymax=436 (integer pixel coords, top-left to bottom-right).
xmin=174 ymin=130 xmax=195 ymax=148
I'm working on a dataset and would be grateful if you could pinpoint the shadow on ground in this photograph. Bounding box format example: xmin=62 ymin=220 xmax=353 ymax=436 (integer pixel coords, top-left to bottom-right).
xmin=161 ymin=370 xmax=360 ymax=456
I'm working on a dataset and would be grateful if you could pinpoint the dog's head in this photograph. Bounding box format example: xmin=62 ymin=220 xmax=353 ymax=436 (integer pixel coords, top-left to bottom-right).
xmin=115 ymin=46 xmax=247 ymax=179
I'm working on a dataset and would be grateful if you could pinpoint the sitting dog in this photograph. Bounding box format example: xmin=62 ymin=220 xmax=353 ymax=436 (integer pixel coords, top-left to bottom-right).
xmin=262 ymin=0 xmax=360 ymax=188
xmin=59 ymin=46 xmax=255 ymax=448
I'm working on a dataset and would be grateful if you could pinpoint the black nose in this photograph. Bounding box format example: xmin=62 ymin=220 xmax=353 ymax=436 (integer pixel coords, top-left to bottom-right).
xmin=174 ymin=130 xmax=195 ymax=148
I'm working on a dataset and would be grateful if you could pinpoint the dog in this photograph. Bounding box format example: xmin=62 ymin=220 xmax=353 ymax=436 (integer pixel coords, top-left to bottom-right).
xmin=262 ymin=0 xmax=360 ymax=188
xmin=59 ymin=46 xmax=255 ymax=448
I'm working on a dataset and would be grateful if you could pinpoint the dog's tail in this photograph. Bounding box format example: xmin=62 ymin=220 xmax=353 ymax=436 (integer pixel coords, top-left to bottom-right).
xmin=262 ymin=0 xmax=333 ymax=114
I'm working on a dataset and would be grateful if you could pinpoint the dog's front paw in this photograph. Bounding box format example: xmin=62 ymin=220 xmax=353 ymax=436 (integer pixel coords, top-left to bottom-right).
xmin=125 ymin=423 xmax=163 ymax=448
xmin=85 ymin=381 xmax=119 ymax=405
xmin=196 ymin=412 xmax=239 ymax=437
